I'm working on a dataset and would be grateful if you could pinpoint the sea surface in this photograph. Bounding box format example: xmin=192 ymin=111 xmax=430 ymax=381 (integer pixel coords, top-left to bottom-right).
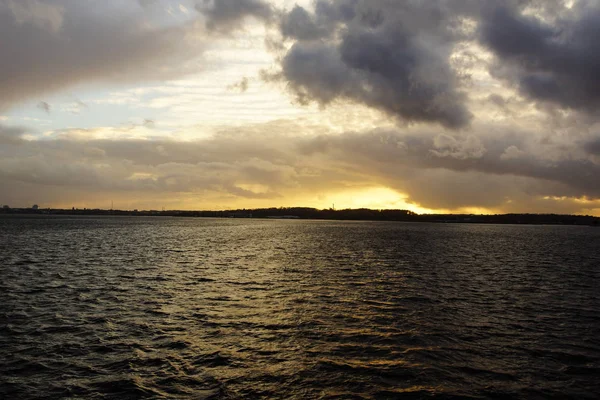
xmin=1 ymin=216 xmax=599 ymax=399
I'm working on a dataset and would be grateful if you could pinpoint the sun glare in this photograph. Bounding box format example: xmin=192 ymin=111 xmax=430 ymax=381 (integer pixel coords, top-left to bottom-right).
xmin=318 ymin=187 xmax=435 ymax=214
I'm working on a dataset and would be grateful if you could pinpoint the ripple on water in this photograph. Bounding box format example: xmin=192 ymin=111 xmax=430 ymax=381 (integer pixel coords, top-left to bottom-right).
xmin=1 ymin=217 xmax=600 ymax=399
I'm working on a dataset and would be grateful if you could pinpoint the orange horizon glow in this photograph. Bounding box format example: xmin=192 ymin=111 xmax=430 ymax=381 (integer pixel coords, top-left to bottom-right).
xmin=34 ymin=186 xmax=600 ymax=216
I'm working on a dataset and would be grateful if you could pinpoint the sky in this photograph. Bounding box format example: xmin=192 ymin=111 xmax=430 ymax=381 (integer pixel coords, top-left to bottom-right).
xmin=1 ymin=0 xmax=600 ymax=215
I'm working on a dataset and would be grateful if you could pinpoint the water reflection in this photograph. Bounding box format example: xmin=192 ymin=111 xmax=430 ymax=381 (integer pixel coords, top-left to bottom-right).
xmin=1 ymin=217 xmax=599 ymax=398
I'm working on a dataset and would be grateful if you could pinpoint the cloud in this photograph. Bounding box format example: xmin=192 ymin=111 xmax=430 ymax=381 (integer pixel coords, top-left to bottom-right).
xmin=270 ymin=0 xmax=600 ymax=126
xmin=584 ymin=138 xmax=600 ymax=156
xmin=500 ymin=145 xmax=526 ymax=160
xmin=3 ymin=0 xmax=600 ymax=215
xmin=480 ymin=2 xmax=600 ymax=113
xmin=0 ymin=124 xmax=27 ymax=145
xmin=278 ymin=2 xmax=344 ymax=41
xmin=296 ymin=125 xmax=600 ymax=206
xmin=227 ymin=77 xmax=250 ymax=93
xmin=36 ymin=101 xmax=51 ymax=113
xmin=0 ymin=0 xmax=207 ymax=111
xmin=2 ymin=118 xmax=599 ymax=213
xmin=3 ymin=0 xmax=64 ymax=32
xmin=196 ymin=0 xmax=274 ymax=32
xmin=61 ymin=99 xmax=88 ymax=115
xmin=431 ymin=134 xmax=486 ymax=160
xmin=271 ymin=1 xmax=473 ymax=128
xmin=143 ymin=119 xmax=156 ymax=128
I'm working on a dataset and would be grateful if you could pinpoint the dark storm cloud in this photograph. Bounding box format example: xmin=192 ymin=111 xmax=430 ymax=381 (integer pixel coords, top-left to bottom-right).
xmin=274 ymin=0 xmax=473 ymax=128
xmin=279 ymin=5 xmax=326 ymax=41
xmin=480 ymin=2 xmax=600 ymax=112
xmin=0 ymin=0 xmax=205 ymax=111
xmin=273 ymin=0 xmax=600 ymax=123
xmin=196 ymin=0 xmax=273 ymax=31
xmin=279 ymin=1 xmax=357 ymax=41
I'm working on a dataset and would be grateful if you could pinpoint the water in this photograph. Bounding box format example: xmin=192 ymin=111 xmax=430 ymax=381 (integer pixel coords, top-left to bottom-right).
xmin=1 ymin=216 xmax=599 ymax=399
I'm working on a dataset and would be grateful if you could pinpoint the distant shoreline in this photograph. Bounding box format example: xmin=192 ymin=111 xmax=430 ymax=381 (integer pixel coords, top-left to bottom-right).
xmin=1 ymin=207 xmax=598 ymax=226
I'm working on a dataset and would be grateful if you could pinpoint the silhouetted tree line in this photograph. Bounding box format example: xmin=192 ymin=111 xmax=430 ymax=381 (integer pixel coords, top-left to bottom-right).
xmin=241 ymin=207 xmax=417 ymax=220
xmin=1 ymin=205 xmax=599 ymax=225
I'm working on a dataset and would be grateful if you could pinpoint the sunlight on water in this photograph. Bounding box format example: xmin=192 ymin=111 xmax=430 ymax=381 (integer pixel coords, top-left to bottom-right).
xmin=1 ymin=216 xmax=599 ymax=399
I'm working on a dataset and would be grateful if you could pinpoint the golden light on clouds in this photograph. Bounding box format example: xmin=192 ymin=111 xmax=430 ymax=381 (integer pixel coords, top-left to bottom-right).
xmin=308 ymin=188 xmax=434 ymax=215
xmin=1 ymin=0 xmax=600 ymax=215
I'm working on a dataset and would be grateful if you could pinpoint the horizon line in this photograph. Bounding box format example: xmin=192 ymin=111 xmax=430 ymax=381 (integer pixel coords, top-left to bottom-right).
xmin=2 ymin=205 xmax=599 ymax=219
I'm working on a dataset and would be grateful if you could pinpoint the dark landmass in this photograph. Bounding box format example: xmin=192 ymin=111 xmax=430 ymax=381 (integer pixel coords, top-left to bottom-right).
xmin=1 ymin=205 xmax=599 ymax=226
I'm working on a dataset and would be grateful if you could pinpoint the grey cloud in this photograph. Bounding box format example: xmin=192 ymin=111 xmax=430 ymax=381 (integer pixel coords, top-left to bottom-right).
xmin=37 ymin=101 xmax=50 ymax=113
xmin=0 ymin=0 xmax=206 ymax=111
xmin=196 ymin=0 xmax=273 ymax=32
xmin=3 ymin=0 xmax=64 ymax=32
xmin=0 ymin=124 xmax=311 ymax=204
xmin=2 ymin=110 xmax=600 ymax=212
xmin=275 ymin=1 xmax=472 ymax=128
xmin=584 ymin=138 xmax=600 ymax=156
xmin=0 ymin=154 xmax=102 ymax=188
xmin=137 ymin=0 xmax=158 ymax=8
xmin=225 ymin=184 xmax=282 ymax=200
xmin=500 ymin=145 xmax=526 ymax=160
xmin=83 ymin=146 xmax=106 ymax=158
xmin=227 ymin=77 xmax=249 ymax=93
xmin=274 ymin=0 xmax=600 ymax=126
xmin=0 ymin=124 xmax=27 ymax=145
xmin=397 ymin=170 xmax=535 ymax=210
xmin=480 ymin=5 xmax=553 ymax=58
xmin=488 ymin=94 xmax=507 ymax=108
xmin=431 ymin=134 xmax=486 ymax=160
xmin=480 ymin=2 xmax=600 ymax=112
xmin=281 ymin=42 xmax=355 ymax=105
xmin=279 ymin=5 xmax=326 ymax=41
xmin=298 ymin=126 xmax=600 ymax=206
xmin=279 ymin=1 xmax=357 ymax=41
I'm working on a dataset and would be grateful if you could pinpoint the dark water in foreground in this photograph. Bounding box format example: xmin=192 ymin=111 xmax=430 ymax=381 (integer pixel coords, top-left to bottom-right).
xmin=1 ymin=216 xmax=599 ymax=399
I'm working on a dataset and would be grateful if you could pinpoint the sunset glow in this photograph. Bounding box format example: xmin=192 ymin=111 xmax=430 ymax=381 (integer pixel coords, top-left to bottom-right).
xmin=1 ymin=0 xmax=600 ymax=215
